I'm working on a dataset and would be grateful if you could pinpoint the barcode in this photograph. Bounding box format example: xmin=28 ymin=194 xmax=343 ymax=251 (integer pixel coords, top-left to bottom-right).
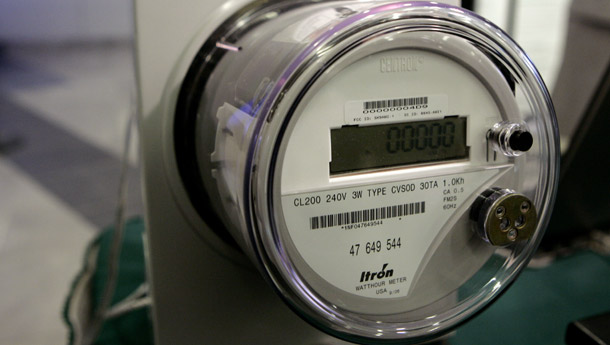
xmin=363 ymin=97 xmax=428 ymax=110
xmin=310 ymin=201 xmax=425 ymax=230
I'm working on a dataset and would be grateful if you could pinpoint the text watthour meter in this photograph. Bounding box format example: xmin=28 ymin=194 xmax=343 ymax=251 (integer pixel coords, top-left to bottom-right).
xmin=174 ymin=1 xmax=559 ymax=343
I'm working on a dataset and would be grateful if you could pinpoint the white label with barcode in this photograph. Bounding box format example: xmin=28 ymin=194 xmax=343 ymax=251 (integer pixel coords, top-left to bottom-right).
xmin=345 ymin=94 xmax=449 ymax=125
xmin=280 ymin=169 xmax=500 ymax=299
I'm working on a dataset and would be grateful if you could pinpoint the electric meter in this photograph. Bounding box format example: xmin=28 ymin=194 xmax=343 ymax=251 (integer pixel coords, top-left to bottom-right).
xmin=171 ymin=1 xmax=559 ymax=343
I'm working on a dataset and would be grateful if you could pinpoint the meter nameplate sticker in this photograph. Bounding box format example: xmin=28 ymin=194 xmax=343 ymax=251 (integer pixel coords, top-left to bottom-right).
xmin=281 ymin=169 xmax=498 ymax=299
xmin=345 ymin=95 xmax=449 ymax=125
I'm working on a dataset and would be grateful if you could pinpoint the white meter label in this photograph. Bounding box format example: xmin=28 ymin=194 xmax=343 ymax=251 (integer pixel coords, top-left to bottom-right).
xmin=281 ymin=169 xmax=499 ymax=299
xmin=345 ymin=94 xmax=448 ymax=125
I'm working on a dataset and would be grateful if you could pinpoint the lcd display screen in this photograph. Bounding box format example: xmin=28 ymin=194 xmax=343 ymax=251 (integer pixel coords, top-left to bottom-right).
xmin=330 ymin=117 xmax=468 ymax=174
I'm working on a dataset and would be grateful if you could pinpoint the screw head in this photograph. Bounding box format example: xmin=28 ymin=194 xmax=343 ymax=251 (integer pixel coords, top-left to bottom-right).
xmin=515 ymin=215 xmax=526 ymax=229
xmin=499 ymin=218 xmax=510 ymax=231
xmin=495 ymin=206 xmax=506 ymax=218
xmin=507 ymin=229 xmax=518 ymax=241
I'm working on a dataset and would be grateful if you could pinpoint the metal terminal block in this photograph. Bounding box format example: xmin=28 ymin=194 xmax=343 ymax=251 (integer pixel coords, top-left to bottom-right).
xmin=470 ymin=188 xmax=538 ymax=246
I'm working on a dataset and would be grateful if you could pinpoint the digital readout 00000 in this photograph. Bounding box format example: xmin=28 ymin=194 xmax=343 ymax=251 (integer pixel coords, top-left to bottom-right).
xmin=330 ymin=117 xmax=469 ymax=174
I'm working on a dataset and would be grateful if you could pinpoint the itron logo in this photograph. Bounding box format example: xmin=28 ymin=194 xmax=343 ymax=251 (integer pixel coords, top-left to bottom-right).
xmin=360 ymin=263 xmax=394 ymax=282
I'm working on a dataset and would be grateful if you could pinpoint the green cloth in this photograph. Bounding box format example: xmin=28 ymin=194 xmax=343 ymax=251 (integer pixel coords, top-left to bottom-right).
xmin=92 ymin=217 xmax=153 ymax=345
xmin=451 ymin=251 xmax=610 ymax=345
xmin=63 ymin=217 xmax=153 ymax=345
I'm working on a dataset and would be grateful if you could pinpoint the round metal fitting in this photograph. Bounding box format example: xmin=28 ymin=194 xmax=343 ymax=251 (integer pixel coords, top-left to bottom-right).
xmin=488 ymin=122 xmax=534 ymax=157
xmin=471 ymin=188 xmax=538 ymax=246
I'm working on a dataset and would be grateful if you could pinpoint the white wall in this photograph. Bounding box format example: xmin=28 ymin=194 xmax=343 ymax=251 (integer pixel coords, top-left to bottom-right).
xmin=0 ymin=0 xmax=132 ymax=44
xmin=475 ymin=0 xmax=571 ymax=90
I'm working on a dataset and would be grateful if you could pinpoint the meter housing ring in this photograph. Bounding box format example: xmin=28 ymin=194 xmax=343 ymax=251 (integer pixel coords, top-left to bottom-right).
xmin=177 ymin=1 xmax=560 ymax=343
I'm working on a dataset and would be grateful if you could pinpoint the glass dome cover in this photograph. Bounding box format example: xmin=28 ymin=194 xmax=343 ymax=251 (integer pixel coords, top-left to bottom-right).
xmin=179 ymin=1 xmax=559 ymax=343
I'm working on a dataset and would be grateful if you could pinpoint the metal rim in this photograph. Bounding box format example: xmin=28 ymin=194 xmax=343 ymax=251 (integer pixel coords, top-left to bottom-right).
xmin=248 ymin=3 xmax=559 ymax=343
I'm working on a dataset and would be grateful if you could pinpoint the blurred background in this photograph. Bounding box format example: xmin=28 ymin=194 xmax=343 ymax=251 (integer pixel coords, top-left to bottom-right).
xmin=0 ymin=0 xmax=140 ymax=343
xmin=1 ymin=0 xmax=606 ymax=344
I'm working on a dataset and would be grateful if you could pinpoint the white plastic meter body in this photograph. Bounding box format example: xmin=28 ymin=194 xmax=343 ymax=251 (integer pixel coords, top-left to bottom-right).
xmin=135 ymin=0 xmax=558 ymax=344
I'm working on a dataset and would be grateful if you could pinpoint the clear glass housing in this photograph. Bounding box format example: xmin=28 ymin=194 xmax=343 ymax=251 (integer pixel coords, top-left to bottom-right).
xmin=185 ymin=1 xmax=559 ymax=343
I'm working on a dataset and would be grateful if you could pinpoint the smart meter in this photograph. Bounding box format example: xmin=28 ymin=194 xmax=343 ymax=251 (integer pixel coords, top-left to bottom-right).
xmin=173 ymin=1 xmax=558 ymax=343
